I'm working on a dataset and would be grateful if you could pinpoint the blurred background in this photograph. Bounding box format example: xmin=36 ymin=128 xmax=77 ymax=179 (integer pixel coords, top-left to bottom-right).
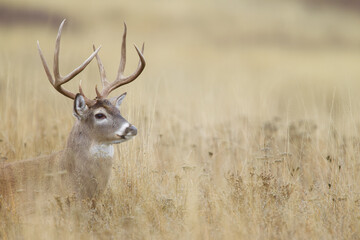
xmin=1 ymin=0 xmax=360 ymax=118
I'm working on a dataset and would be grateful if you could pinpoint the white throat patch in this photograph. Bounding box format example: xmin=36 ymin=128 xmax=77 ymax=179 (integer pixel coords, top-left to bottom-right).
xmin=90 ymin=143 xmax=114 ymax=159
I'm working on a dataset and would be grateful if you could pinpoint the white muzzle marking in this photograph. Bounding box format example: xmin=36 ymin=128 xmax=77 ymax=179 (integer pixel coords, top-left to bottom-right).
xmin=115 ymin=122 xmax=130 ymax=137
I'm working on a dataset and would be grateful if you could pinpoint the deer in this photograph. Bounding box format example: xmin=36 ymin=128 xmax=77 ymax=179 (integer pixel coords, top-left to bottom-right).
xmin=0 ymin=19 xmax=146 ymax=203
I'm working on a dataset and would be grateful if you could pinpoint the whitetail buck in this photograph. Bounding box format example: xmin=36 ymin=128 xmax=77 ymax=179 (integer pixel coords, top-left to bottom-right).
xmin=0 ymin=20 xmax=145 ymax=201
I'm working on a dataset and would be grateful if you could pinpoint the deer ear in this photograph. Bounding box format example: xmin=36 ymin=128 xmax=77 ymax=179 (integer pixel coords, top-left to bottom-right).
xmin=110 ymin=92 xmax=127 ymax=108
xmin=73 ymin=94 xmax=89 ymax=119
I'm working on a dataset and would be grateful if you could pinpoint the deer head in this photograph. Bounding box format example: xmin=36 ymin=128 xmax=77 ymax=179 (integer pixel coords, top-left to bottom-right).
xmin=37 ymin=19 xmax=145 ymax=145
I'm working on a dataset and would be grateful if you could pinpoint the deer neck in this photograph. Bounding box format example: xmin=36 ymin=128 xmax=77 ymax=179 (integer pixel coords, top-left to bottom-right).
xmin=62 ymin=121 xmax=114 ymax=198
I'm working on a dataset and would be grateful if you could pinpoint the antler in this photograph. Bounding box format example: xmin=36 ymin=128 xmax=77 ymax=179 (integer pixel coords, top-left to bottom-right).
xmin=93 ymin=23 xmax=146 ymax=99
xmin=37 ymin=19 xmax=100 ymax=106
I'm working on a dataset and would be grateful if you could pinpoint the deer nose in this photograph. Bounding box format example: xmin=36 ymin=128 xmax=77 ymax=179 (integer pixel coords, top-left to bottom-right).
xmin=125 ymin=125 xmax=137 ymax=136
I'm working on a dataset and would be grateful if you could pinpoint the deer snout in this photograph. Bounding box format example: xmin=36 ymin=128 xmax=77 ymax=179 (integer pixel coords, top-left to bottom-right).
xmin=115 ymin=124 xmax=137 ymax=140
xmin=125 ymin=125 xmax=137 ymax=136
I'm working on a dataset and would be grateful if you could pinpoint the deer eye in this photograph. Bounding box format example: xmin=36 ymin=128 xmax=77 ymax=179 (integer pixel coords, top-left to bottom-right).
xmin=95 ymin=113 xmax=106 ymax=120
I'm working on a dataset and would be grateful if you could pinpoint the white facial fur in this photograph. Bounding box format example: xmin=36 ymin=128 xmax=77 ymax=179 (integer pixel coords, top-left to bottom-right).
xmin=93 ymin=108 xmax=109 ymax=124
xmin=115 ymin=122 xmax=130 ymax=136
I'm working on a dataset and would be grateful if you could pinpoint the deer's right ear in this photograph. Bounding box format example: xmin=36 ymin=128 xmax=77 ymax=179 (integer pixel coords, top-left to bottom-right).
xmin=73 ymin=94 xmax=89 ymax=119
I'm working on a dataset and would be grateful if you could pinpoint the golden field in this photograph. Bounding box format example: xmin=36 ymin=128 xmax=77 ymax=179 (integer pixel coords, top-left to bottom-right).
xmin=1 ymin=0 xmax=360 ymax=239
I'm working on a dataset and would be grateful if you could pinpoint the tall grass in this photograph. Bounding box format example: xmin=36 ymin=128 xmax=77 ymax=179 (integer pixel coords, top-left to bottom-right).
xmin=1 ymin=0 xmax=360 ymax=239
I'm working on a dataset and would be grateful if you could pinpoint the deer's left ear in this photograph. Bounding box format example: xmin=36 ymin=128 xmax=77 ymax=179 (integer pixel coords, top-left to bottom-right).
xmin=111 ymin=92 xmax=127 ymax=108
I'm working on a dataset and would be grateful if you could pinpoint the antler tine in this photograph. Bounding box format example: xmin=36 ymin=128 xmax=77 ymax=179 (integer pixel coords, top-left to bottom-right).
xmin=110 ymin=43 xmax=145 ymax=92
xmin=117 ymin=22 xmax=127 ymax=78
xmin=37 ymin=41 xmax=54 ymax=86
xmin=92 ymin=44 xmax=110 ymax=99
xmin=107 ymin=43 xmax=145 ymax=93
xmin=61 ymin=46 xmax=101 ymax=84
xmin=92 ymin=44 xmax=108 ymax=85
xmin=98 ymin=23 xmax=146 ymax=99
xmin=53 ymin=20 xmax=101 ymax=86
xmin=101 ymin=44 xmax=145 ymax=98
xmin=37 ymin=36 xmax=77 ymax=100
xmin=37 ymin=19 xmax=100 ymax=104
xmin=53 ymin=19 xmax=65 ymax=83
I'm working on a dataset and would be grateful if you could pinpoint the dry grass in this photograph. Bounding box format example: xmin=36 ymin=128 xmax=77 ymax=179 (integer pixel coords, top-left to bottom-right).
xmin=1 ymin=0 xmax=360 ymax=239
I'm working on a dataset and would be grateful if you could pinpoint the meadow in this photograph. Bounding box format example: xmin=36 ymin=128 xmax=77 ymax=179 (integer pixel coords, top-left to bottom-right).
xmin=1 ymin=0 xmax=360 ymax=239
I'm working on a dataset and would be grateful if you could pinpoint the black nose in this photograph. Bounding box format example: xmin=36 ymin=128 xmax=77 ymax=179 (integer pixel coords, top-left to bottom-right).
xmin=125 ymin=125 xmax=137 ymax=136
